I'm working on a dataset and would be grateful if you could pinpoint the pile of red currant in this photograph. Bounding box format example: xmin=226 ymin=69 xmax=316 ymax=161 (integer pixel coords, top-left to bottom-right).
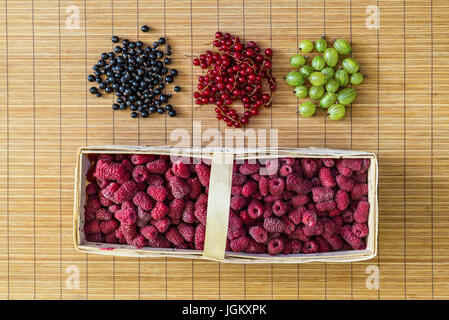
xmin=192 ymin=32 xmax=276 ymax=128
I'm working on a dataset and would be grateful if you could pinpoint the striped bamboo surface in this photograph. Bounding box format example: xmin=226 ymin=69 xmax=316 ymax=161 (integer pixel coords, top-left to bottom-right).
xmin=0 ymin=0 xmax=448 ymax=300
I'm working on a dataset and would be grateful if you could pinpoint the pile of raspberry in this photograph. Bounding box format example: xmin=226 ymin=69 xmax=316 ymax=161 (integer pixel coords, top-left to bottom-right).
xmin=83 ymin=154 xmax=212 ymax=249
xmin=227 ymin=157 xmax=370 ymax=255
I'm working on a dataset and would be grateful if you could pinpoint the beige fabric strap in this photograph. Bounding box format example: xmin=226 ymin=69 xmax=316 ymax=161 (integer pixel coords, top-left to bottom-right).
xmin=203 ymin=152 xmax=234 ymax=261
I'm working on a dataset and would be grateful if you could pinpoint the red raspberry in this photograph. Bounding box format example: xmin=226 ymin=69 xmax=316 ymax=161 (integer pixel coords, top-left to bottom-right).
xmin=178 ymin=222 xmax=195 ymax=242
xmin=240 ymin=210 xmax=255 ymax=225
xmin=165 ymin=227 xmax=185 ymax=246
xmin=231 ymin=185 xmax=243 ymax=196
xmin=146 ymin=159 xmax=168 ymax=173
xmin=230 ymin=195 xmax=248 ymax=211
xmin=282 ymin=190 xmax=294 ymax=201
xmin=341 ymin=158 xmax=362 ymax=171
xmin=148 ymin=235 xmax=172 ymax=248
xmin=104 ymin=232 xmax=117 ymax=244
xmin=288 ymin=206 xmax=305 ymax=225
xmin=341 ymin=225 xmax=363 ymax=249
xmin=96 ymin=208 xmax=113 ymax=221
xmin=322 ymin=217 xmax=335 ymax=236
xmin=86 ymin=167 xmax=95 ymax=182
xmin=242 ymin=180 xmax=258 ymax=197
xmin=279 ymin=165 xmax=293 ymax=177
xmin=99 ymin=193 xmax=113 ymax=207
xmin=194 ymin=193 xmax=208 ymax=208
xmin=316 ymin=236 xmax=330 ymax=252
xmin=301 ymin=159 xmax=317 ymax=179
xmin=263 ymin=203 xmax=273 ymax=218
xmin=245 ymin=239 xmax=267 ymax=254
xmin=342 ymin=210 xmax=354 ymax=223
xmin=118 ymin=224 xmax=137 ymax=242
xmin=354 ymin=200 xmax=369 ymax=223
xmin=312 ymin=187 xmax=334 ymax=203
xmin=121 ymin=159 xmax=133 ymax=171
xmin=169 ymin=176 xmax=190 ymax=199
xmin=247 ymin=199 xmax=263 ymax=219
xmin=354 ymin=171 xmax=368 ymax=183
xmin=194 ymin=204 xmax=208 ymax=225
xmin=291 ymin=195 xmax=309 ymax=208
xmin=151 ymin=202 xmax=169 ymax=220
xmin=302 ymin=210 xmax=317 ymax=227
xmin=258 ymin=176 xmax=269 ymax=196
xmin=282 ymin=216 xmax=296 ymax=235
xmin=227 ymin=225 xmax=246 ymax=240
xmin=84 ymin=220 xmax=101 ymax=234
xmin=302 ymin=240 xmax=318 ymax=254
xmin=291 ymin=239 xmax=303 ymax=254
xmin=336 ymin=160 xmax=353 ymax=176
xmin=146 ymin=185 xmax=168 ymax=202
xmin=187 ymin=177 xmax=202 ymax=199
xmin=251 ymin=173 xmax=260 ymax=181
xmin=352 ymin=222 xmax=369 ymax=238
xmin=335 ymin=175 xmax=354 ymax=192
xmin=280 ymin=157 xmax=295 ymax=166
xmin=230 ymin=236 xmax=250 ymax=252
xmin=132 ymin=191 xmax=153 ymax=211
xmin=86 ymin=233 xmax=104 ymax=242
xmin=169 ymin=198 xmax=185 ymax=219
xmin=165 ymin=168 xmax=175 ymax=181
xmin=286 ymin=174 xmax=312 ymax=194
xmin=272 ymin=200 xmax=288 ymax=216
xmin=194 ymin=224 xmax=206 ymax=250
xmin=152 ymin=217 xmax=171 ymax=233
xmin=288 ymin=225 xmax=309 ymax=241
xmin=263 ymin=217 xmax=286 ymax=233
xmin=268 ymin=177 xmax=285 ymax=196
xmin=249 ymin=226 xmax=268 ymax=244
xmin=316 ymin=200 xmax=336 ymax=212
xmin=94 ymin=159 xmax=128 ymax=182
xmin=136 ymin=207 xmax=151 ymax=227
xmin=303 ymin=219 xmax=324 ymax=236
xmin=351 ymin=183 xmax=368 ymax=200
xmin=113 ymin=180 xmax=138 ymax=204
xmin=96 ymin=178 xmax=109 ymax=189
xmin=172 ymin=159 xmax=191 ymax=178
xmin=232 ymin=173 xmax=247 ymax=186
xmin=311 ymin=177 xmax=321 ymax=187
xmin=182 ymin=201 xmax=196 ymax=223
xmin=195 ymin=163 xmax=211 ymax=187
xmin=115 ymin=208 xmax=137 ymax=225
xmin=100 ymin=220 xmax=118 ymax=234
xmin=101 ymin=182 xmax=120 ymax=201
xmin=239 ymin=163 xmax=260 ymax=175
xmin=268 ymin=237 xmax=284 ymax=255
xmin=108 ymin=204 xmax=120 ymax=214
xmin=128 ymin=234 xmax=147 ymax=248
xmin=361 ymin=158 xmax=371 ymax=173
xmin=121 ymin=200 xmax=136 ymax=211
xmin=333 ymin=215 xmax=344 ymax=234
xmin=264 ymin=159 xmax=279 ymax=176
xmin=319 ymin=167 xmax=336 ymax=188
xmin=146 ymin=173 xmax=165 ymax=186
xmin=228 ymin=211 xmax=243 ymax=230
xmin=323 ymin=234 xmax=343 ymax=250
xmin=132 ymin=165 xmax=149 ymax=183
xmin=131 ymin=154 xmax=157 ymax=165
xmin=322 ymin=158 xmax=335 ymax=167
xmin=86 ymin=183 xmax=98 ymax=196
xmin=335 ymin=189 xmax=349 ymax=211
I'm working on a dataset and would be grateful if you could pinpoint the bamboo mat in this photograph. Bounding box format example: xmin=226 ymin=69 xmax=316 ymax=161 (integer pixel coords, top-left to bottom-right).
xmin=0 ymin=0 xmax=448 ymax=300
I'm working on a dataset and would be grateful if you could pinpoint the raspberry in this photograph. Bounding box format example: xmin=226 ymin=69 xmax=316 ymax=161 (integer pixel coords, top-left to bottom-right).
xmin=303 ymin=219 xmax=324 ymax=236
xmin=288 ymin=226 xmax=309 ymax=241
xmin=152 ymin=217 xmax=171 ymax=233
xmin=319 ymin=167 xmax=336 ymax=188
xmin=249 ymin=226 xmax=268 ymax=243
xmin=187 ymin=177 xmax=202 ymax=199
xmin=322 ymin=217 xmax=335 ymax=236
xmin=182 ymin=201 xmax=196 ymax=223
xmin=195 ymin=193 xmax=208 ymax=208
xmin=251 ymin=173 xmax=260 ymax=181
xmin=242 ymin=180 xmax=258 ymax=197
xmin=291 ymin=195 xmax=309 ymax=208
xmin=96 ymin=177 xmax=109 ymax=189
xmin=231 ymin=185 xmax=243 ymax=196
xmin=336 ymin=175 xmax=354 ymax=192
xmin=282 ymin=216 xmax=296 ymax=235
xmin=115 ymin=208 xmax=137 ymax=225
xmin=288 ymin=207 xmax=304 ymax=225
xmin=228 ymin=211 xmax=243 ymax=230
xmin=230 ymin=195 xmax=248 ymax=211
xmin=94 ymin=159 xmax=128 ymax=182
xmin=286 ymin=174 xmax=312 ymax=194
xmin=327 ymin=208 xmax=340 ymax=218
xmin=132 ymin=165 xmax=149 ymax=183
xmin=312 ymin=187 xmax=334 ymax=203
xmin=352 ymin=222 xmax=369 ymax=238
xmin=342 ymin=210 xmax=354 ymax=223
xmin=118 ymin=224 xmax=137 ymax=242
xmin=351 ymin=184 xmax=368 ymax=200
xmin=302 ymin=240 xmax=318 ymax=254
xmin=99 ymin=193 xmax=113 ymax=207
xmin=195 ymin=163 xmax=211 ymax=187
xmin=136 ymin=207 xmax=151 ymax=227
xmin=239 ymin=163 xmax=260 ymax=175
xmin=128 ymin=234 xmax=147 ymax=248
xmin=151 ymin=202 xmax=169 ymax=220
xmin=279 ymin=165 xmax=293 ymax=177
xmin=165 ymin=168 xmax=175 ymax=181
xmin=316 ymin=200 xmax=336 ymax=212
xmin=113 ymin=180 xmax=138 ymax=204
xmin=169 ymin=198 xmax=185 ymax=219
xmin=194 ymin=204 xmax=208 ymax=225
xmin=86 ymin=167 xmax=95 ymax=183
xmin=230 ymin=236 xmax=249 ymax=252
xmin=132 ymin=191 xmax=153 ymax=211
xmin=361 ymin=158 xmax=371 ymax=173
xmin=247 ymin=199 xmax=263 ymax=219
xmin=100 ymin=220 xmax=118 ymax=234
xmin=354 ymin=172 xmax=368 ymax=183
xmin=131 ymin=154 xmax=157 ymax=165
xmin=227 ymin=225 xmax=246 ymax=240
xmin=323 ymin=234 xmax=343 ymax=251
xmin=232 ymin=173 xmax=247 ymax=186
xmin=85 ymin=202 xmax=97 ymax=220
xmin=354 ymin=200 xmax=369 ymax=223
xmin=263 ymin=202 xmax=273 ymax=218
xmin=86 ymin=233 xmax=104 ymax=242
xmin=333 ymin=216 xmax=344 ymax=234
xmin=84 ymin=220 xmax=101 ymax=234
xmin=268 ymin=238 xmax=284 ymax=255
xmin=282 ymin=190 xmax=294 ymax=201
xmin=264 ymin=159 xmax=279 ymax=176
xmin=104 ymin=232 xmax=117 ymax=244
xmin=336 ymin=160 xmax=353 ymax=176
xmin=86 ymin=183 xmax=98 ymax=196
xmin=301 ymin=159 xmax=317 ymax=179
xmin=172 ymin=159 xmax=191 ymax=179
xmin=302 ymin=210 xmax=317 ymax=227
xmin=169 ymin=176 xmax=190 ymax=199
xmin=291 ymin=239 xmax=303 ymax=254
xmin=96 ymin=208 xmax=113 ymax=221
xmin=272 ymin=200 xmax=288 ymax=216
xmin=121 ymin=159 xmax=133 ymax=171
xmin=335 ymin=190 xmax=349 ymax=211
xmin=258 ymin=176 xmax=269 ymax=196
xmin=341 ymin=158 xmax=362 ymax=171
xmin=341 ymin=225 xmax=363 ymax=249
xmin=240 ymin=210 xmax=255 ymax=225
xmin=146 ymin=159 xmax=168 ymax=173
xmin=268 ymin=178 xmax=285 ymax=196
xmin=148 ymin=235 xmax=171 ymax=248
xmin=146 ymin=185 xmax=168 ymax=202
xmin=322 ymin=158 xmax=335 ymax=167
xmin=101 ymin=182 xmax=120 ymax=201
xmin=146 ymin=173 xmax=165 ymax=186
xmin=263 ymin=217 xmax=286 ymax=233
xmin=121 ymin=200 xmax=136 ymax=211
xmin=165 ymin=227 xmax=185 ymax=246
xmin=316 ymin=236 xmax=330 ymax=252
xmin=108 ymin=204 xmax=120 ymax=214
xmin=178 ymin=222 xmax=195 ymax=242
xmin=194 ymin=224 xmax=206 ymax=250
xmin=245 ymin=239 xmax=267 ymax=254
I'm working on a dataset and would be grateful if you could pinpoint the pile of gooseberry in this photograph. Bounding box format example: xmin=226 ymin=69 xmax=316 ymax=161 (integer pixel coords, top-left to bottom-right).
xmin=285 ymin=38 xmax=363 ymax=120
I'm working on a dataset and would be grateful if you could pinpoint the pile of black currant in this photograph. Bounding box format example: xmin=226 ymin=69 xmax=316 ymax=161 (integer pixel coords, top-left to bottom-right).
xmin=87 ymin=25 xmax=179 ymax=118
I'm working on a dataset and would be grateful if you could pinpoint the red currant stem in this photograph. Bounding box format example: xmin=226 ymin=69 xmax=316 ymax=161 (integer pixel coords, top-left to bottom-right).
xmin=217 ymin=107 xmax=243 ymax=127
